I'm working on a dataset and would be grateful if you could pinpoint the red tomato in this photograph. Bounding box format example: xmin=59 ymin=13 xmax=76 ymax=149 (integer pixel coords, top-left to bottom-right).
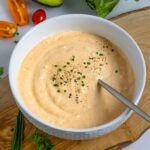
xmin=32 ymin=9 xmax=46 ymax=25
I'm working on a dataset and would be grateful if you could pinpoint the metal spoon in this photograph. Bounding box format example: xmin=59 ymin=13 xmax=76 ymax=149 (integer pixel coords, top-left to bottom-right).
xmin=98 ymin=79 xmax=150 ymax=122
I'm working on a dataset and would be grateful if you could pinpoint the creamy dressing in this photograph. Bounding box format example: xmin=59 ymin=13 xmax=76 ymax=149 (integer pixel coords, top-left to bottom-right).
xmin=18 ymin=31 xmax=135 ymax=129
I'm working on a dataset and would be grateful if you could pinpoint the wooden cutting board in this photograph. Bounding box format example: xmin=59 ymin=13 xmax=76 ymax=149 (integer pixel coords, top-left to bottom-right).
xmin=0 ymin=8 xmax=150 ymax=150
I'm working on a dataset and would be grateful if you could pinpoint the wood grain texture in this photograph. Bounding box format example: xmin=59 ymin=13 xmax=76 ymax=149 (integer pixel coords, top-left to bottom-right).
xmin=0 ymin=9 xmax=150 ymax=150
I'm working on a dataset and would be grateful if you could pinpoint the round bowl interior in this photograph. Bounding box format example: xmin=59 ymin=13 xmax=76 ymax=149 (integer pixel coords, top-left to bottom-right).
xmin=9 ymin=14 xmax=146 ymax=140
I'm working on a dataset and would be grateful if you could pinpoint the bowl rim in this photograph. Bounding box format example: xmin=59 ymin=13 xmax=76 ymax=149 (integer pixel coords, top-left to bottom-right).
xmin=9 ymin=14 xmax=146 ymax=133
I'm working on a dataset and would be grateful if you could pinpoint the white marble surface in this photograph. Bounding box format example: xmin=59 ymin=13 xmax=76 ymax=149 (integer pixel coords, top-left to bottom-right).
xmin=0 ymin=0 xmax=150 ymax=149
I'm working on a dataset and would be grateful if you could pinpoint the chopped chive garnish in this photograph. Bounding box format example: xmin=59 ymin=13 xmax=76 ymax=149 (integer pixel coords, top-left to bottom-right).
xmin=96 ymin=52 xmax=99 ymax=54
xmin=71 ymin=56 xmax=75 ymax=61
xmin=14 ymin=40 xmax=18 ymax=44
xmin=53 ymin=84 xmax=58 ymax=87
xmin=54 ymin=65 xmax=58 ymax=67
xmin=77 ymin=77 xmax=81 ymax=80
xmin=99 ymin=53 xmax=103 ymax=56
xmin=81 ymin=83 xmax=85 ymax=86
xmin=11 ymin=111 xmax=24 ymax=150
xmin=77 ymin=72 xmax=82 ymax=75
xmin=82 ymin=75 xmax=86 ymax=79
xmin=87 ymin=62 xmax=91 ymax=65
xmin=52 ymin=77 xmax=56 ymax=81
xmin=64 ymin=90 xmax=67 ymax=93
xmin=115 ymin=70 xmax=118 ymax=73
xmin=89 ymin=57 xmax=94 ymax=60
xmin=58 ymin=68 xmax=62 ymax=72
xmin=67 ymin=62 xmax=70 ymax=65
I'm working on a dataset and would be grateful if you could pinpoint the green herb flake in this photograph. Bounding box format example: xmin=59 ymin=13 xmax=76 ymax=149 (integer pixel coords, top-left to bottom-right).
xmin=77 ymin=72 xmax=82 ymax=75
xmin=29 ymin=133 xmax=54 ymax=150
xmin=74 ymin=79 xmax=77 ymax=82
xmin=0 ymin=67 xmax=4 ymax=76
xmin=71 ymin=56 xmax=75 ymax=61
xmin=87 ymin=62 xmax=91 ymax=65
xmin=89 ymin=57 xmax=94 ymax=60
xmin=14 ymin=40 xmax=18 ymax=44
xmin=54 ymin=65 xmax=58 ymax=67
xmin=63 ymin=65 xmax=66 ymax=68
xmin=99 ymin=53 xmax=103 ymax=56
xmin=60 ymin=77 xmax=63 ymax=80
xmin=81 ymin=83 xmax=85 ymax=87
xmin=67 ymin=62 xmax=70 ymax=65
xmin=57 ymin=89 xmax=60 ymax=93
xmin=115 ymin=70 xmax=118 ymax=73
xmin=64 ymin=90 xmax=67 ymax=93
xmin=58 ymin=68 xmax=62 ymax=72
xmin=53 ymin=84 xmax=59 ymax=87
xmin=77 ymin=77 xmax=81 ymax=80
xmin=82 ymin=75 xmax=86 ymax=79
xmin=52 ymin=77 xmax=56 ymax=81
xmin=96 ymin=52 xmax=99 ymax=55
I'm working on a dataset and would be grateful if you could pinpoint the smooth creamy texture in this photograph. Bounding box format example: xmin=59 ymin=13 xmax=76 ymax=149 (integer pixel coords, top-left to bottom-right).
xmin=18 ymin=32 xmax=135 ymax=129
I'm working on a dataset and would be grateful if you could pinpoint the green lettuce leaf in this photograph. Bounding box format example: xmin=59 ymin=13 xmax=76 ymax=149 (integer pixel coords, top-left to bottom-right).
xmin=29 ymin=133 xmax=54 ymax=150
xmin=86 ymin=0 xmax=120 ymax=18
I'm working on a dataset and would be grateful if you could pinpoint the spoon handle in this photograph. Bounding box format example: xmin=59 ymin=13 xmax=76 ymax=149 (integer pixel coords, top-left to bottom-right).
xmin=98 ymin=79 xmax=150 ymax=122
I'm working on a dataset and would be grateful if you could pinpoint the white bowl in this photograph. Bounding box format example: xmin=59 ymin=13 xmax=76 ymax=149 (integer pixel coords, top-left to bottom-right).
xmin=9 ymin=14 xmax=146 ymax=140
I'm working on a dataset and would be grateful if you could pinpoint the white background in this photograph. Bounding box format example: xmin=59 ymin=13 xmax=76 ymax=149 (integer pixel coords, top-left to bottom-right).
xmin=0 ymin=0 xmax=150 ymax=149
